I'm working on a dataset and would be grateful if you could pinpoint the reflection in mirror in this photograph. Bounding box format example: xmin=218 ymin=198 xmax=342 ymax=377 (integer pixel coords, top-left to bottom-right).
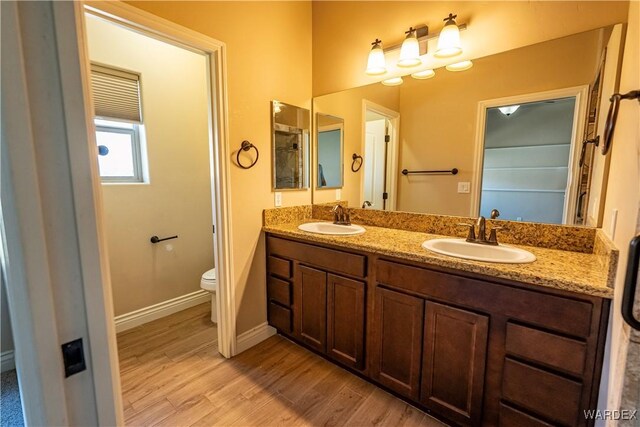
xmin=479 ymin=97 xmax=579 ymax=224
xmin=272 ymin=101 xmax=310 ymax=190
xmin=316 ymin=114 xmax=344 ymax=189
xmin=312 ymin=25 xmax=624 ymax=225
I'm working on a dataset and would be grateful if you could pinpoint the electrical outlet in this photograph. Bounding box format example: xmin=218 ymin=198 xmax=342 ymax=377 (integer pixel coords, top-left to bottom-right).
xmin=457 ymin=182 xmax=470 ymax=193
xmin=274 ymin=192 xmax=282 ymax=207
xmin=336 ymin=189 xmax=342 ymax=200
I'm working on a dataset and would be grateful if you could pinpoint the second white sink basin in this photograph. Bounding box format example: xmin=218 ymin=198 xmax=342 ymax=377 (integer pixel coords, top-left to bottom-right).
xmin=298 ymin=222 xmax=365 ymax=236
xmin=422 ymin=238 xmax=536 ymax=264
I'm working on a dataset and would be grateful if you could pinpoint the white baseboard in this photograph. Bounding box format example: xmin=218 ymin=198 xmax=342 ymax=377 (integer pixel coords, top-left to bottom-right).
xmin=115 ymin=289 xmax=211 ymax=333
xmin=1 ymin=350 xmax=15 ymax=373
xmin=235 ymin=322 xmax=276 ymax=355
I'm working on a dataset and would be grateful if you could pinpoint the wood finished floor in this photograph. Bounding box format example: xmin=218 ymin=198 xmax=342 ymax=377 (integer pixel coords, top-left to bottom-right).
xmin=117 ymin=303 xmax=446 ymax=427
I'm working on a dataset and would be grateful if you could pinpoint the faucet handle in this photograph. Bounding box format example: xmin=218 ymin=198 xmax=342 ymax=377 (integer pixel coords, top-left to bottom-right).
xmin=458 ymin=223 xmax=476 ymax=241
xmin=488 ymin=226 xmax=503 ymax=245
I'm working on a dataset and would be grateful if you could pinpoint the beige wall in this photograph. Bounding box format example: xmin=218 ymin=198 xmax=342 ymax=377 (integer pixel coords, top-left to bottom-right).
xmin=312 ymin=1 xmax=628 ymax=96
xmin=124 ymin=1 xmax=313 ymax=334
xmin=600 ymin=0 xmax=640 ymax=413
xmin=396 ymin=30 xmax=602 ymax=215
xmin=86 ymin=16 xmax=214 ymax=315
xmin=314 ymin=85 xmax=400 ymax=206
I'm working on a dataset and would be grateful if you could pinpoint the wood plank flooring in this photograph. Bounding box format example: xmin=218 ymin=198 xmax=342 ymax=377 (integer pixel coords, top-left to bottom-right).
xmin=117 ymin=303 xmax=447 ymax=426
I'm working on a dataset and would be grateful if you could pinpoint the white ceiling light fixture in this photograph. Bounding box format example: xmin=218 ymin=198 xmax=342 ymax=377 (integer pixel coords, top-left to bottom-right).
xmin=366 ymin=39 xmax=387 ymax=76
xmin=445 ymin=60 xmax=473 ymax=71
xmin=498 ymin=105 xmax=520 ymax=116
xmin=382 ymin=76 xmax=403 ymax=86
xmin=398 ymin=27 xmax=422 ymax=68
xmin=411 ymin=69 xmax=435 ymax=80
xmin=435 ymin=13 xmax=463 ymax=58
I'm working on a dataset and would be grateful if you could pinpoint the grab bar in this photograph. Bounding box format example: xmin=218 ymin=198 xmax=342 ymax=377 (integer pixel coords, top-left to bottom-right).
xmin=402 ymin=168 xmax=458 ymax=176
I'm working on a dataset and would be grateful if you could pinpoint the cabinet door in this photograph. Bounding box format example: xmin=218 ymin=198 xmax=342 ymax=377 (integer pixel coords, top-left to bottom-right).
xmin=327 ymin=274 xmax=365 ymax=370
xmin=295 ymin=265 xmax=327 ymax=352
xmin=372 ymin=287 xmax=424 ymax=400
xmin=421 ymin=302 xmax=489 ymax=426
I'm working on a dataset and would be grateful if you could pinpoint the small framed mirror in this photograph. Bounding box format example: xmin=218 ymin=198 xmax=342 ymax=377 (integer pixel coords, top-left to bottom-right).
xmin=316 ymin=113 xmax=344 ymax=189
xmin=271 ymin=101 xmax=310 ymax=190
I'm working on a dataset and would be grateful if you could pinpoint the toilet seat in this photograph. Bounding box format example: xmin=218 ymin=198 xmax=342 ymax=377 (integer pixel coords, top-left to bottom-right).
xmin=200 ymin=268 xmax=217 ymax=292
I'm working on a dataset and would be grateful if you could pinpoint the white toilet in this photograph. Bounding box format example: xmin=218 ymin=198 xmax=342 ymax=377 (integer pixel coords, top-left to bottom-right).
xmin=200 ymin=268 xmax=218 ymax=323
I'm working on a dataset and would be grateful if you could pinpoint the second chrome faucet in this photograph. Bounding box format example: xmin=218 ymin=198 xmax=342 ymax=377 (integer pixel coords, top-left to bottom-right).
xmin=459 ymin=216 xmax=503 ymax=246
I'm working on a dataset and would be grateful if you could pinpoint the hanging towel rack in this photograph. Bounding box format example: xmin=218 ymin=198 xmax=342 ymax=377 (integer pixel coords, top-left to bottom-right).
xmin=236 ymin=140 xmax=259 ymax=169
xmin=402 ymin=168 xmax=458 ymax=176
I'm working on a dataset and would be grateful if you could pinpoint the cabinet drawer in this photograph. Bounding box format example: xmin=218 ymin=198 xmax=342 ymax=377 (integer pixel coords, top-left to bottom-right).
xmin=268 ymin=276 xmax=291 ymax=306
xmin=376 ymin=259 xmax=593 ymax=338
xmin=268 ymin=255 xmax=292 ymax=279
xmin=506 ymin=323 xmax=587 ymax=377
xmin=502 ymin=358 xmax=582 ymax=426
xmin=268 ymin=302 xmax=292 ymax=334
xmin=499 ymin=403 xmax=554 ymax=427
xmin=268 ymin=236 xmax=366 ymax=278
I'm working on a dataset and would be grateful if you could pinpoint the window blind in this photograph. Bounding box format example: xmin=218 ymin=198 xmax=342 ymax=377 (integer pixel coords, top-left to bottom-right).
xmin=91 ymin=63 xmax=142 ymax=123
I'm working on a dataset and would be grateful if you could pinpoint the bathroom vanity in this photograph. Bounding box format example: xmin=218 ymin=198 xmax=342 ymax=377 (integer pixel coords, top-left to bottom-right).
xmin=263 ymin=213 xmax=615 ymax=427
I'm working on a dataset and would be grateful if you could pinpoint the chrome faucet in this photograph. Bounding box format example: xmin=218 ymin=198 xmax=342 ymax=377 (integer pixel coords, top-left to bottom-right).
xmin=459 ymin=216 xmax=503 ymax=246
xmin=332 ymin=204 xmax=351 ymax=225
xmin=362 ymin=201 xmax=372 ymax=209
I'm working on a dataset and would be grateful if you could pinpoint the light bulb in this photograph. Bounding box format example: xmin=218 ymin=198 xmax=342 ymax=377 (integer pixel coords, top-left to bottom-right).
xmin=435 ymin=13 xmax=462 ymax=58
xmin=381 ymin=77 xmax=403 ymax=86
xmin=498 ymin=105 xmax=520 ymax=116
xmin=366 ymin=39 xmax=387 ymax=75
xmin=411 ymin=69 xmax=435 ymax=79
xmin=445 ymin=60 xmax=473 ymax=71
xmin=398 ymin=28 xmax=421 ymax=68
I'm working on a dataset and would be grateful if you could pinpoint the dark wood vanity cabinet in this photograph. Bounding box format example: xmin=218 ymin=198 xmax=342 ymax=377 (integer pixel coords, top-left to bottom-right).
xmin=265 ymin=235 xmax=610 ymax=427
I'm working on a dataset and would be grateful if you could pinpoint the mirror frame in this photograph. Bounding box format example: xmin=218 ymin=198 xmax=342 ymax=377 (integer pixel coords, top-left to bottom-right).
xmin=315 ymin=113 xmax=345 ymax=190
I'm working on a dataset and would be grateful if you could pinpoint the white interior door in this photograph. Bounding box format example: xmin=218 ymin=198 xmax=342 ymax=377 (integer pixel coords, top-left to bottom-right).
xmin=364 ymin=119 xmax=386 ymax=209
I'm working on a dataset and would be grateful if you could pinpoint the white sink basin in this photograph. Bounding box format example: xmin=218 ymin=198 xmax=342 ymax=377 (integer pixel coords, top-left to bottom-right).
xmin=422 ymin=238 xmax=536 ymax=264
xmin=298 ymin=222 xmax=365 ymax=236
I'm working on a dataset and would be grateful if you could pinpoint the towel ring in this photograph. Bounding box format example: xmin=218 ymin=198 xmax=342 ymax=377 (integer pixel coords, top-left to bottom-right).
xmin=602 ymin=90 xmax=640 ymax=156
xmin=236 ymin=140 xmax=259 ymax=169
xmin=351 ymin=153 xmax=363 ymax=172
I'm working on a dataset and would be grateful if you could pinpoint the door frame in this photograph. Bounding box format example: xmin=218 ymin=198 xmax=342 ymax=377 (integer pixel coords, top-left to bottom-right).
xmin=1 ymin=1 xmax=234 ymax=424
xmin=471 ymin=86 xmax=589 ymax=222
xmin=361 ymin=100 xmax=400 ymax=210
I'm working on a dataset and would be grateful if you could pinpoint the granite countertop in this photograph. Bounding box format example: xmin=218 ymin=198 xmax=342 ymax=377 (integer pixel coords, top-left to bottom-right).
xmin=263 ymin=220 xmax=614 ymax=299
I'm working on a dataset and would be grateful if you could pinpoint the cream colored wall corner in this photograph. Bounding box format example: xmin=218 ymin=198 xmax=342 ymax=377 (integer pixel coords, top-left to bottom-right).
xmin=311 ymin=1 xmax=629 ymax=96
xmin=86 ymin=16 xmax=214 ymax=315
xmin=124 ymin=1 xmax=313 ymax=334
xmin=599 ymin=0 xmax=640 ymax=415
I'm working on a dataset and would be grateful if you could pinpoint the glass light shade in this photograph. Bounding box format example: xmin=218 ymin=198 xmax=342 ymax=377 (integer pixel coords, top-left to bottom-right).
xmin=381 ymin=77 xmax=403 ymax=86
xmin=397 ymin=30 xmax=421 ymax=68
xmin=445 ymin=60 xmax=473 ymax=71
xmin=411 ymin=69 xmax=435 ymax=79
xmin=498 ymin=105 xmax=520 ymax=116
xmin=366 ymin=43 xmax=387 ymax=75
xmin=435 ymin=19 xmax=462 ymax=58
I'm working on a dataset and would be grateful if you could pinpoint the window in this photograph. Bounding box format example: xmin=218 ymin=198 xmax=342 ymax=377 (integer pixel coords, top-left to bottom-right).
xmin=90 ymin=63 xmax=146 ymax=183
xmin=95 ymin=119 xmax=144 ymax=182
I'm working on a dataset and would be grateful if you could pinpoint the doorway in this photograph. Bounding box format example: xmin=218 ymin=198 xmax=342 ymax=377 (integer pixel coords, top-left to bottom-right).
xmin=362 ymin=101 xmax=399 ymax=210
xmin=473 ymin=87 xmax=588 ymax=224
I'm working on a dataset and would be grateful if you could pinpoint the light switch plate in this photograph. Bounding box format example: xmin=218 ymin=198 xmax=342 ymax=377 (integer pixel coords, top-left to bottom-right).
xmin=457 ymin=182 xmax=470 ymax=193
xmin=336 ymin=189 xmax=342 ymax=200
xmin=274 ymin=192 xmax=282 ymax=207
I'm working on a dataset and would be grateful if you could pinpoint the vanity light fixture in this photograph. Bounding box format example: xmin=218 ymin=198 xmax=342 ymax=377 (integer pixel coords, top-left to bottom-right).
xmin=366 ymin=39 xmax=387 ymax=75
xmin=411 ymin=69 xmax=435 ymax=79
xmin=273 ymin=100 xmax=282 ymax=114
xmin=435 ymin=13 xmax=463 ymax=58
xmin=445 ymin=60 xmax=473 ymax=71
xmin=398 ymin=27 xmax=422 ymax=68
xmin=382 ymin=76 xmax=403 ymax=86
xmin=498 ymin=105 xmax=520 ymax=116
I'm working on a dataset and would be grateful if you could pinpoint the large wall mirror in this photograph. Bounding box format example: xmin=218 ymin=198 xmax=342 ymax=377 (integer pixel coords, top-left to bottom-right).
xmin=272 ymin=100 xmax=310 ymax=190
xmin=312 ymin=24 xmax=625 ymax=226
xmin=316 ymin=113 xmax=344 ymax=189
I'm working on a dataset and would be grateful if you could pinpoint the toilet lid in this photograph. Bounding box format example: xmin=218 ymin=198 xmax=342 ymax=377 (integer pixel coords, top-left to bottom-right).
xmin=202 ymin=268 xmax=216 ymax=282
